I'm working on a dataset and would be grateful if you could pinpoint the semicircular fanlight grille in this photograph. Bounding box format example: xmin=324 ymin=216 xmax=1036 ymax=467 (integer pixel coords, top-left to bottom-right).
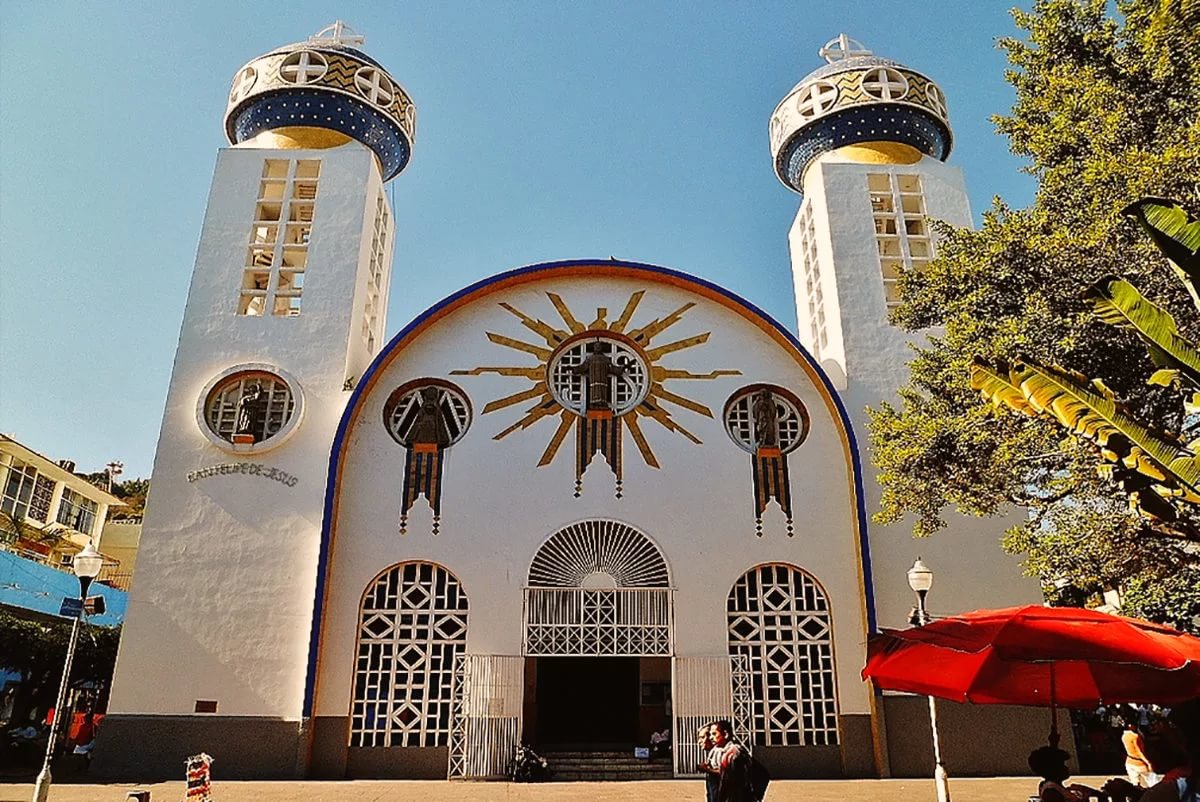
xmin=528 ymin=520 xmax=669 ymax=588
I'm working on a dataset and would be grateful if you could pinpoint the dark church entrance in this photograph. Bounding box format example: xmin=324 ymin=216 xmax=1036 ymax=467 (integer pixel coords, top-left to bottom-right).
xmin=529 ymin=657 xmax=640 ymax=747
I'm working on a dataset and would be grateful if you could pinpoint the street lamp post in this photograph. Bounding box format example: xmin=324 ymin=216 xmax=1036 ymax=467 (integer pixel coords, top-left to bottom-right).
xmin=907 ymin=557 xmax=951 ymax=802
xmin=32 ymin=542 xmax=104 ymax=802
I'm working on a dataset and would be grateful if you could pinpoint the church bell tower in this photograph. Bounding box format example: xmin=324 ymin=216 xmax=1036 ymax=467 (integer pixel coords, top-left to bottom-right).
xmin=100 ymin=22 xmax=416 ymax=778
xmin=769 ymin=36 xmax=1039 ymax=632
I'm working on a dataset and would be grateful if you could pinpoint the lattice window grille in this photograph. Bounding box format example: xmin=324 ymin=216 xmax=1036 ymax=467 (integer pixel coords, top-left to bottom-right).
xmin=351 ymin=562 xmax=468 ymax=747
xmin=524 ymin=588 xmax=672 ymax=656
xmin=727 ymin=565 xmax=838 ymax=746
xmin=528 ymin=519 xmax=669 ymax=588
xmin=27 ymin=474 xmax=56 ymax=523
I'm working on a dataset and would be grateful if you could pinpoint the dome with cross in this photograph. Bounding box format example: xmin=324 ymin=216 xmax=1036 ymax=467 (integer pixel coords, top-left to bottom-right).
xmin=223 ymin=22 xmax=416 ymax=181
xmin=769 ymin=35 xmax=951 ymax=194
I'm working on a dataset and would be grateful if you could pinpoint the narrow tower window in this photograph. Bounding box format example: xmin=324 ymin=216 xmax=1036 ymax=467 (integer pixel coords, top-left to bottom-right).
xmin=362 ymin=192 xmax=390 ymax=352
xmin=238 ymin=159 xmax=320 ymax=317
xmin=794 ymin=202 xmax=826 ymax=356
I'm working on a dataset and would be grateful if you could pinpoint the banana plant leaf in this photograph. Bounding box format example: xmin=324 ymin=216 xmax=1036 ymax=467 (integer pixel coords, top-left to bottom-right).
xmin=970 ymin=357 xmax=1200 ymax=497
xmin=1123 ymin=198 xmax=1200 ymax=312
xmin=1086 ymin=275 xmax=1200 ymax=388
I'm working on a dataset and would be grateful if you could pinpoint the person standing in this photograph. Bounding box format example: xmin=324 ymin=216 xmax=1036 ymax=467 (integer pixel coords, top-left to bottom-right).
xmin=711 ymin=720 xmax=752 ymax=802
xmin=696 ymin=722 xmax=720 ymax=802
xmin=1126 ymin=720 xmax=1154 ymax=788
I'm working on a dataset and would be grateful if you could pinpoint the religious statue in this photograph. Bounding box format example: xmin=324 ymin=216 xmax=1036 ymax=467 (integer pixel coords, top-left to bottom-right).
xmin=406 ymin=387 xmax=452 ymax=448
xmin=752 ymin=389 xmax=780 ymax=450
xmin=572 ymin=340 xmax=629 ymax=413
xmin=234 ymin=383 xmax=269 ymax=441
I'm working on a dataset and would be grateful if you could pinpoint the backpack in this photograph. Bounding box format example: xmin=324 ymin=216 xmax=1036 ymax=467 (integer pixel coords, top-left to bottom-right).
xmin=748 ymin=755 xmax=771 ymax=801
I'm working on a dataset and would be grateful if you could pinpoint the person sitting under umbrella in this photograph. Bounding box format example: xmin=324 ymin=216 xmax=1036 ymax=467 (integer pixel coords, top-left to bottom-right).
xmin=1029 ymin=745 xmax=1104 ymax=801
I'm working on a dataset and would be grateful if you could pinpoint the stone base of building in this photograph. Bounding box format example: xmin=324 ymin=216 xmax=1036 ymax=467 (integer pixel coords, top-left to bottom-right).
xmin=90 ymin=715 xmax=304 ymax=780
xmin=881 ymin=695 xmax=1070 ymax=777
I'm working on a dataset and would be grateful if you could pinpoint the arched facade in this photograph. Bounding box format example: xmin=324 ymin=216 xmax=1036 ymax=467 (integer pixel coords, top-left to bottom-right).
xmin=306 ymin=260 xmax=877 ymax=779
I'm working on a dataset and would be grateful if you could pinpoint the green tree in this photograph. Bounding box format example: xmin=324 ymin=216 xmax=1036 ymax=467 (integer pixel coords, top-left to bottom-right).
xmin=867 ymin=0 xmax=1200 ymax=629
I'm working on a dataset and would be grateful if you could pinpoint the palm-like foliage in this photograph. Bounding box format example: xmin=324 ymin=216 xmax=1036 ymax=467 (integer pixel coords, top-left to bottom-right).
xmin=971 ymin=199 xmax=1200 ymax=539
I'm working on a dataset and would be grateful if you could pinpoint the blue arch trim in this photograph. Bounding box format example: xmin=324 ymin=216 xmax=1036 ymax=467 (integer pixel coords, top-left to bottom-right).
xmin=301 ymin=258 xmax=878 ymax=717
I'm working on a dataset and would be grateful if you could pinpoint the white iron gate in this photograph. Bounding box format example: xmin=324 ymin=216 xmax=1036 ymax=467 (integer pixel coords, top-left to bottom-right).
xmin=447 ymin=654 xmax=524 ymax=779
xmin=523 ymin=587 xmax=672 ymax=655
xmin=672 ymin=655 xmax=754 ymax=778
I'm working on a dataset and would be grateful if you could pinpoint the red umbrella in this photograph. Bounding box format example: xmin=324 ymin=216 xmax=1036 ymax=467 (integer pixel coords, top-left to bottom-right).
xmin=862 ymin=605 xmax=1200 ymax=741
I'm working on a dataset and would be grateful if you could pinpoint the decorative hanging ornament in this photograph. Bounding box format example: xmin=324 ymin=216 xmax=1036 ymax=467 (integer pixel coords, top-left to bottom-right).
xmin=383 ymin=379 xmax=471 ymax=535
xmin=723 ymin=385 xmax=810 ymax=536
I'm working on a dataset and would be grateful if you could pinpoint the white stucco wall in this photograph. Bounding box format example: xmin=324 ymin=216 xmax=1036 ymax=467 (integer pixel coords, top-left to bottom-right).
xmin=793 ymin=154 xmax=1041 ymax=631
xmin=109 ymin=143 xmax=390 ymax=719
xmin=313 ymin=271 xmax=877 ymax=721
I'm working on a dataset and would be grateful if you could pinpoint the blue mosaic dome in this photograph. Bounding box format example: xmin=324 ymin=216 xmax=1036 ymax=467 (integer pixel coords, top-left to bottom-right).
xmin=223 ymin=27 xmax=415 ymax=182
xmin=769 ymin=37 xmax=952 ymax=194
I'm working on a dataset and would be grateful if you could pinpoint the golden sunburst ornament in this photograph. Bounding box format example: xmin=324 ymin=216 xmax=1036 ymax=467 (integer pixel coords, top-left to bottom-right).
xmin=451 ymin=290 xmax=740 ymax=497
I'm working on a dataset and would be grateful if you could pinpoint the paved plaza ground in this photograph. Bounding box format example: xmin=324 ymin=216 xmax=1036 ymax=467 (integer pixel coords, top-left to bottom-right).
xmin=0 ymin=777 xmax=1112 ymax=802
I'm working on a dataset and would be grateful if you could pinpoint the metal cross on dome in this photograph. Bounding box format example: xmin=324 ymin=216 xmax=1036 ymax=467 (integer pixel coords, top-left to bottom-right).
xmin=818 ymin=33 xmax=873 ymax=63
xmin=310 ymin=20 xmax=366 ymax=47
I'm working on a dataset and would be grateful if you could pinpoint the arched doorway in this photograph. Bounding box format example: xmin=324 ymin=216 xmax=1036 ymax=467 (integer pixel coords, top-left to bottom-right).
xmin=727 ymin=564 xmax=839 ymax=746
xmin=523 ymin=520 xmax=672 ymax=747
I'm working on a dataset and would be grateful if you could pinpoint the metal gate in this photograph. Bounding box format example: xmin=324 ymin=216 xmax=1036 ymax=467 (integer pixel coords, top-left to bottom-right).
xmin=447 ymin=654 xmax=524 ymax=779
xmin=672 ymin=655 xmax=754 ymax=778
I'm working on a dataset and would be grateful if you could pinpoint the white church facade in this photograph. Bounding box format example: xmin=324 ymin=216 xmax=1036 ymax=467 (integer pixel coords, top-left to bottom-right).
xmin=96 ymin=26 xmax=1047 ymax=781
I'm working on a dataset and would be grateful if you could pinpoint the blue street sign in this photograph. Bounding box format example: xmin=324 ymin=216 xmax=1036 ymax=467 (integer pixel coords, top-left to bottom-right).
xmin=59 ymin=597 xmax=83 ymax=618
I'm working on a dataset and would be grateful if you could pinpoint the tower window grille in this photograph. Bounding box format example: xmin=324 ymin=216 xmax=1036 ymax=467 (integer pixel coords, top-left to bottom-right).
xmin=351 ymin=562 xmax=468 ymax=747
xmin=238 ymin=159 xmax=320 ymax=317
xmin=727 ymin=564 xmax=838 ymax=746
xmin=867 ymin=173 xmax=933 ymax=311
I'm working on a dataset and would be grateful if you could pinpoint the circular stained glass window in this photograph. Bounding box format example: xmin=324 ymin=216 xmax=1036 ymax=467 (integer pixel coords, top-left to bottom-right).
xmin=203 ymin=369 xmax=297 ymax=446
xmin=723 ymin=385 xmax=809 ymax=454
xmin=383 ymin=380 xmax=471 ymax=448
xmin=547 ymin=336 xmax=650 ymax=417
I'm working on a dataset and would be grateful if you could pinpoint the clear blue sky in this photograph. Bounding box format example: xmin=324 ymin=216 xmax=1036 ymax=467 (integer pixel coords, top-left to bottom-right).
xmin=0 ymin=1 xmax=1035 ymax=478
